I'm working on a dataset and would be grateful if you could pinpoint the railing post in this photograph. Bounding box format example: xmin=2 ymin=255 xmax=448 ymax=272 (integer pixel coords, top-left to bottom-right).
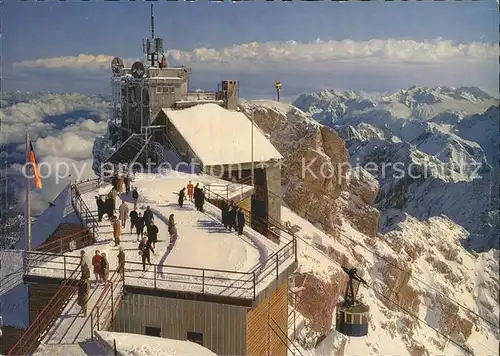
xmin=253 ymin=272 xmax=256 ymax=300
xmin=294 ymin=236 xmax=298 ymax=262
xmin=90 ymin=311 xmax=94 ymax=340
xmin=202 ymin=270 xmax=205 ymax=294
xmin=154 ymin=265 xmax=157 ymax=289
xmin=97 ymin=306 xmax=100 ymax=331
xmin=111 ymin=282 xmax=114 ymax=327
xmin=60 ymin=234 xmax=63 ymax=254
xmin=64 ymin=256 xmax=67 ymax=279
xmin=276 ymin=253 xmax=279 ymax=280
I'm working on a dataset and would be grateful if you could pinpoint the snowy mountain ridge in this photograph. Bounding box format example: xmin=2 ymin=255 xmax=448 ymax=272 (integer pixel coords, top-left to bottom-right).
xmin=238 ymin=100 xmax=499 ymax=355
xmin=293 ymin=86 xmax=499 ymax=252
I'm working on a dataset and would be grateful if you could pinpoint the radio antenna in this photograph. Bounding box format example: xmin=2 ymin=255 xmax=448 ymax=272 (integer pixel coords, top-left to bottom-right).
xmin=151 ymin=3 xmax=155 ymax=40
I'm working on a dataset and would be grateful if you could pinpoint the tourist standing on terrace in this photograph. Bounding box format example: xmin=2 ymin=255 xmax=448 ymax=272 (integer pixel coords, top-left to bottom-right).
xmin=132 ymin=188 xmax=139 ymax=209
xmin=100 ymin=252 xmax=109 ymax=282
xmin=221 ymin=201 xmax=229 ymax=229
xmin=124 ymin=175 xmax=131 ymax=194
xmin=138 ymin=237 xmax=154 ymax=272
xmin=108 ymin=188 xmax=118 ymax=213
xmin=228 ymin=201 xmax=237 ymax=232
xmin=237 ymin=208 xmax=245 ymax=236
xmin=147 ymin=222 xmax=159 ymax=249
xmin=117 ymin=246 xmax=125 ymax=275
xmin=92 ymin=250 xmax=103 ymax=283
xmin=135 ymin=212 xmax=145 ymax=241
xmin=129 ymin=208 xmax=139 ymax=234
xmin=178 ymin=187 xmax=186 ymax=208
xmin=112 ymin=216 xmax=121 ymax=246
xmin=143 ymin=206 xmax=154 ymax=226
xmin=96 ymin=196 xmax=105 ymax=222
xmin=187 ymin=181 xmax=194 ymax=201
xmin=119 ymin=200 xmax=129 ymax=229
xmin=77 ymin=278 xmax=90 ymax=317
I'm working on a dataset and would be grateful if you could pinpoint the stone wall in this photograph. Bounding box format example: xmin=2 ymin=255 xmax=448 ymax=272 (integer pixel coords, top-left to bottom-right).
xmin=265 ymin=163 xmax=282 ymax=225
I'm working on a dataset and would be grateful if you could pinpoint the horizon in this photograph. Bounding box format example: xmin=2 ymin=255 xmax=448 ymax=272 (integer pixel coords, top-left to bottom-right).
xmin=3 ymin=1 xmax=499 ymax=98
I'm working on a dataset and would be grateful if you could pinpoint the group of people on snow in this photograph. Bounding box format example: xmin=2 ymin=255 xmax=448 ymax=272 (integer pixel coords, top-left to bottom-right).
xmin=178 ymin=181 xmax=205 ymax=211
xmin=77 ymin=248 xmax=125 ymax=317
xmin=221 ymin=200 xmax=246 ymax=235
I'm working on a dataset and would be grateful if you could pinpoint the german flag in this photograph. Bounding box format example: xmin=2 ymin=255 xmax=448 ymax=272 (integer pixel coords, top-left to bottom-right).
xmin=28 ymin=142 xmax=42 ymax=189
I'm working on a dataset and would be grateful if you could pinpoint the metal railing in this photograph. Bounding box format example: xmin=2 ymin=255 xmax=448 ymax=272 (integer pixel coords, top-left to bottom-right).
xmin=74 ymin=269 xmax=124 ymax=342
xmin=124 ymin=261 xmax=255 ymax=299
xmin=71 ymin=185 xmax=100 ymax=243
xmin=7 ymin=265 xmax=81 ymax=355
xmin=36 ymin=228 xmax=91 ymax=255
xmin=24 ymin=251 xmax=80 ymax=280
xmin=73 ymin=178 xmax=100 ymax=195
xmin=183 ymin=91 xmax=217 ymax=101
xmin=269 ymin=317 xmax=305 ymax=356
xmin=202 ymin=183 xmax=297 ymax=244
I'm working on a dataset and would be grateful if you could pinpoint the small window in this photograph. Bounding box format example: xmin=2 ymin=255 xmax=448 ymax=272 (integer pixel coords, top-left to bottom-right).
xmin=345 ymin=313 xmax=352 ymax=324
xmin=145 ymin=326 xmax=161 ymax=337
xmin=187 ymin=331 xmax=203 ymax=345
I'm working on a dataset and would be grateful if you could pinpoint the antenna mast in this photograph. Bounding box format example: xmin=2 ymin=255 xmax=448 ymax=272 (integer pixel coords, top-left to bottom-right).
xmin=151 ymin=3 xmax=155 ymax=40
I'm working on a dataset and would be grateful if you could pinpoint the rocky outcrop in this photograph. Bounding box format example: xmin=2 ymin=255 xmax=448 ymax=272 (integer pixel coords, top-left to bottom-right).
xmin=243 ymin=100 xmax=499 ymax=355
xmin=240 ymin=100 xmax=379 ymax=238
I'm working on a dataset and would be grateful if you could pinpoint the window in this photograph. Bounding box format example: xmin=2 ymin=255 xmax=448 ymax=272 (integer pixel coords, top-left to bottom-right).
xmin=156 ymin=86 xmax=175 ymax=94
xmin=145 ymin=326 xmax=161 ymax=337
xmin=345 ymin=313 xmax=352 ymax=324
xmin=187 ymin=332 xmax=203 ymax=345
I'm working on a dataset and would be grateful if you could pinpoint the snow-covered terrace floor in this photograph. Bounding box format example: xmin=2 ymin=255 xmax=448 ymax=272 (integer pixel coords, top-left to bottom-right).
xmin=25 ymin=172 xmax=295 ymax=300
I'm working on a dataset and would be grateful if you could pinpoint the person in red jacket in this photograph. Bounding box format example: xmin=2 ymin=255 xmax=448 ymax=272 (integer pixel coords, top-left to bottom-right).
xmin=92 ymin=250 xmax=103 ymax=284
xmin=187 ymin=181 xmax=194 ymax=201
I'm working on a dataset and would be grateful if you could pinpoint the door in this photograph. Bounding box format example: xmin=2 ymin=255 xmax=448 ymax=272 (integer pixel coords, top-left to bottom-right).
xmin=145 ymin=326 xmax=161 ymax=337
xmin=251 ymin=168 xmax=268 ymax=234
xmin=187 ymin=331 xmax=203 ymax=345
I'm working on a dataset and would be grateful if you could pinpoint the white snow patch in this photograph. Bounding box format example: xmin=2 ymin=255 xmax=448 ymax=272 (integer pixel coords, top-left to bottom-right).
xmin=164 ymin=104 xmax=282 ymax=166
xmin=97 ymin=331 xmax=217 ymax=355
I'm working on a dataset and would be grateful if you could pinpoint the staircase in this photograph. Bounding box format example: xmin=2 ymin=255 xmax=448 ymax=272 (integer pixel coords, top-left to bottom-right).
xmin=7 ymin=266 xmax=81 ymax=355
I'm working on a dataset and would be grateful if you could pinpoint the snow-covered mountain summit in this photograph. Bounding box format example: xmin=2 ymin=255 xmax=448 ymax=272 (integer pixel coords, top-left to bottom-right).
xmin=294 ymin=85 xmax=498 ymax=124
xmin=239 ymin=100 xmax=499 ymax=355
xmin=293 ymin=86 xmax=499 ymax=252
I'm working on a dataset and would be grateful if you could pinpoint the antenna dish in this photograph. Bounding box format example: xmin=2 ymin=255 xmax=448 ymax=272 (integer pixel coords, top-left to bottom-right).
xmin=111 ymin=57 xmax=124 ymax=75
xmin=131 ymin=61 xmax=145 ymax=79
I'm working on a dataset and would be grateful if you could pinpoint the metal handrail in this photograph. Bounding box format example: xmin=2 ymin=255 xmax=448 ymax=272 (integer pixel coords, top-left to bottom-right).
xmin=269 ymin=317 xmax=305 ymax=356
xmin=129 ymin=135 xmax=152 ymax=167
xmin=7 ymin=265 xmax=80 ymax=355
xmin=36 ymin=228 xmax=90 ymax=255
xmin=74 ymin=268 xmax=124 ymax=342
xmin=203 ymin=185 xmax=296 ymax=244
xmin=71 ymin=186 xmax=100 ymax=244
xmin=124 ymin=260 xmax=254 ymax=298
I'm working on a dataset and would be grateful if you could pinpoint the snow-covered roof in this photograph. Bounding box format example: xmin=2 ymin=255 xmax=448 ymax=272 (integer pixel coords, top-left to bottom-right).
xmin=164 ymin=104 xmax=283 ymax=166
xmin=26 ymin=184 xmax=81 ymax=250
xmin=97 ymin=331 xmax=217 ymax=355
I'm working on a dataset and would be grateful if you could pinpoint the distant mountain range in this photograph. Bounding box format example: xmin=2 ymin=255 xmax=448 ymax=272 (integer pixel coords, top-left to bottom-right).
xmin=293 ymin=86 xmax=499 ymax=251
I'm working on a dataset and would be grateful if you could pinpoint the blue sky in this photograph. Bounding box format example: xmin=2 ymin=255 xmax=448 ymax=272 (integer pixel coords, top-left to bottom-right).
xmin=3 ymin=0 xmax=499 ymax=98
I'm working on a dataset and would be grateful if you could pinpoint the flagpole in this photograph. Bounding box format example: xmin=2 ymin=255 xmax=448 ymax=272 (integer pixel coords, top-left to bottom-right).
xmin=25 ymin=132 xmax=31 ymax=251
xmin=251 ymin=109 xmax=254 ymax=187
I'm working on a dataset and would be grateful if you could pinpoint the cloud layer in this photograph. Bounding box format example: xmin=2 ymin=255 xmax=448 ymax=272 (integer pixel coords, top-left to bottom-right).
xmin=13 ymin=39 xmax=498 ymax=72
xmin=9 ymin=39 xmax=498 ymax=97
xmin=1 ymin=93 xmax=111 ymax=215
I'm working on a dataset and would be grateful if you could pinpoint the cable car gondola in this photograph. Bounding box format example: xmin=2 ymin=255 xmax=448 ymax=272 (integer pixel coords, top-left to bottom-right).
xmin=335 ymin=265 xmax=370 ymax=337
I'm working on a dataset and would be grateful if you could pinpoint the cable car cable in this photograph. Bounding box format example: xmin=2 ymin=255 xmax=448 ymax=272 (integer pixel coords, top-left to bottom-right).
xmin=268 ymin=187 xmax=500 ymax=330
xmin=293 ymin=234 xmax=498 ymax=355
